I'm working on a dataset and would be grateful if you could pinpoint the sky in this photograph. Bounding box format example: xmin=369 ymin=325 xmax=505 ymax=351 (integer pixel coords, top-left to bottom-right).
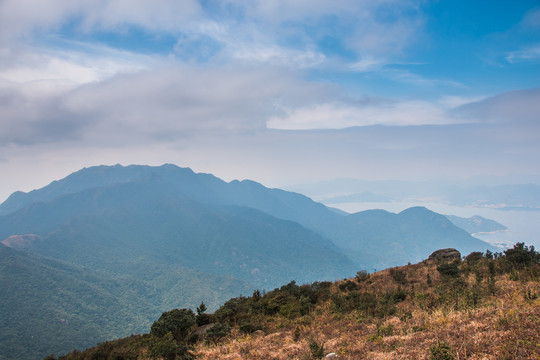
xmin=1 ymin=0 xmax=540 ymax=202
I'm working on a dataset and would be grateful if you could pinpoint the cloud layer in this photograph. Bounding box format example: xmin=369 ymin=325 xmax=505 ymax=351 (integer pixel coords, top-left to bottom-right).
xmin=0 ymin=1 xmax=539 ymax=201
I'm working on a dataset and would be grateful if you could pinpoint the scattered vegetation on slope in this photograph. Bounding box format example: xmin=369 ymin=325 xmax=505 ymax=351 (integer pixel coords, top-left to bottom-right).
xmin=50 ymin=243 xmax=539 ymax=360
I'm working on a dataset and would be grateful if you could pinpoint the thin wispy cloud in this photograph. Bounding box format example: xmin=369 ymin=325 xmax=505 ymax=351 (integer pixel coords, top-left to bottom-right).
xmin=506 ymin=44 xmax=540 ymax=63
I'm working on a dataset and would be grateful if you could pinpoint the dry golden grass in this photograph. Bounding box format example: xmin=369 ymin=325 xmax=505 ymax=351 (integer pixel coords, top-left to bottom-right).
xmin=58 ymin=255 xmax=539 ymax=360
xmin=194 ymin=263 xmax=540 ymax=360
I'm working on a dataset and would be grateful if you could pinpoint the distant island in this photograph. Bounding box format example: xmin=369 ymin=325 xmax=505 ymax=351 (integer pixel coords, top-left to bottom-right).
xmin=445 ymin=214 xmax=508 ymax=235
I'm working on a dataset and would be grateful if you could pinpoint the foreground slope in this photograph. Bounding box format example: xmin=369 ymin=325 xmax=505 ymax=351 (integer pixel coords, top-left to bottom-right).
xmin=58 ymin=243 xmax=540 ymax=360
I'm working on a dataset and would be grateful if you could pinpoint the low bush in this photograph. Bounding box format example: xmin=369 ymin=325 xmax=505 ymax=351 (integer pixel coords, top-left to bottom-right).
xmin=308 ymin=339 xmax=325 ymax=359
xmin=437 ymin=263 xmax=460 ymax=278
xmin=430 ymin=341 xmax=454 ymax=360
xmin=205 ymin=323 xmax=231 ymax=344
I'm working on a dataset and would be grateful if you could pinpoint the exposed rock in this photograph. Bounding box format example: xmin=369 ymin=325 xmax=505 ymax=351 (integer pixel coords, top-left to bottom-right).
xmin=427 ymin=248 xmax=461 ymax=262
xmin=1 ymin=234 xmax=42 ymax=250
xmin=325 ymin=353 xmax=339 ymax=358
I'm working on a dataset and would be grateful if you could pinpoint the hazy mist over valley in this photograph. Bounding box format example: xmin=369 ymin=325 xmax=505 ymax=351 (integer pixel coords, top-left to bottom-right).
xmin=1 ymin=1 xmax=539 ymax=359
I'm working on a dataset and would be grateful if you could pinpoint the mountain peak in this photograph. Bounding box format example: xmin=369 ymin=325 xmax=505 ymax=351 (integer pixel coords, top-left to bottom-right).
xmin=398 ymin=206 xmax=433 ymax=215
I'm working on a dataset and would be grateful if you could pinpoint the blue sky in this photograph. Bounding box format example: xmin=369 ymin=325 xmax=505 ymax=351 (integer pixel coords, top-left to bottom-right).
xmin=0 ymin=0 xmax=539 ymax=201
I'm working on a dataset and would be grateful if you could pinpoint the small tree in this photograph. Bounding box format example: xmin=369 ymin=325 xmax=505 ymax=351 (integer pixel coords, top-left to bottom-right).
xmin=196 ymin=302 xmax=212 ymax=326
xmin=504 ymin=243 xmax=539 ymax=268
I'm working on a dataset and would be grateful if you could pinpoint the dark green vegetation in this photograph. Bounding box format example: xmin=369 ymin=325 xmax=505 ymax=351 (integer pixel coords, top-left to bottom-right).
xmin=0 ymin=243 xmax=252 ymax=360
xmin=0 ymin=244 xmax=150 ymax=360
xmin=50 ymin=242 xmax=540 ymax=359
xmin=0 ymin=164 xmax=495 ymax=359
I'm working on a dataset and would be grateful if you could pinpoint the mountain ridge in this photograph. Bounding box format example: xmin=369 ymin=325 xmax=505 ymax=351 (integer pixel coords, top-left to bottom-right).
xmin=0 ymin=164 xmax=496 ymax=360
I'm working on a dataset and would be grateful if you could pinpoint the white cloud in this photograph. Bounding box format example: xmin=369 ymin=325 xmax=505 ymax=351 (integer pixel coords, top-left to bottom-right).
xmin=0 ymin=39 xmax=160 ymax=89
xmin=506 ymin=43 xmax=540 ymax=63
xmin=268 ymin=88 xmax=540 ymax=130
xmin=350 ymin=56 xmax=386 ymax=72
xmin=79 ymin=0 xmax=203 ymax=31
xmin=380 ymin=68 xmax=465 ymax=88
xmin=0 ymin=0 xmax=425 ymax=71
xmin=0 ymin=0 xmax=203 ymax=44
xmin=438 ymin=95 xmax=487 ymax=108
xmin=267 ymin=100 xmax=453 ymax=130
xmin=519 ymin=7 xmax=540 ymax=29
xmin=0 ymin=64 xmax=333 ymax=145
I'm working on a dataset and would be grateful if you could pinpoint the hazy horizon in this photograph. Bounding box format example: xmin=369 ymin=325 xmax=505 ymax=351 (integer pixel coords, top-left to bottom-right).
xmin=1 ymin=1 xmax=539 ymax=202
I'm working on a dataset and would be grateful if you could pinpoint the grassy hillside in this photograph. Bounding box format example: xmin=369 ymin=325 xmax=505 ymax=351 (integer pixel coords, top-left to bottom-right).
xmin=54 ymin=243 xmax=539 ymax=360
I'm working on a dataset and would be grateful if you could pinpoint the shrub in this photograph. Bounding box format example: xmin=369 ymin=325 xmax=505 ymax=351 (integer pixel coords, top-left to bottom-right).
xmin=110 ymin=348 xmax=139 ymax=360
xmin=503 ymin=243 xmax=539 ymax=269
xmin=391 ymin=288 xmax=407 ymax=303
xmin=525 ymin=287 xmax=538 ymax=302
xmin=308 ymin=339 xmax=325 ymax=359
xmin=151 ymin=308 xmax=196 ymax=342
xmin=355 ymin=270 xmax=370 ymax=282
xmin=437 ymin=263 xmax=460 ymax=278
xmin=279 ymin=299 xmax=303 ymax=319
xmin=465 ymin=251 xmax=484 ymax=263
xmin=375 ymin=293 xmax=397 ymax=318
xmin=390 ymin=268 xmax=408 ymax=285
xmin=215 ymin=296 xmax=251 ymax=323
xmin=377 ymin=323 xmax=393 ymax=337
xmin=330 ymin=291 xmax=379 ymax=315
xmin=293 ymin=326 xmax=302 ymax=341
xmin=205 ymin=323 xmax=231 ymax=344
xmin=339 ymin=280 xmax=358 ymax=291
xmin=148 ymin=333 xmax=179 ymax=360
xmin=239 ymin=319 xmax=261 ymax=334
xmin=430 ymin=341 xmax=454 ymax=360
xmin=310 ymin=281 xmax=332 ymax=301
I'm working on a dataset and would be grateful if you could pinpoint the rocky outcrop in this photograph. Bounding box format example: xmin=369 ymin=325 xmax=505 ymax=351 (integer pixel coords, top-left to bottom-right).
xmin=1 ymin=234 xmax=42 ymax=250
xmin=427 ymin=248 xmax=461 ymax=262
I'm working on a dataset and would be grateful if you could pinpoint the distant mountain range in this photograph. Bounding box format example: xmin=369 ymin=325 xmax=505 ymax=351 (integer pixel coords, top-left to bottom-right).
xmin=290 ymin=178 xmax=540 ymax=210
xmin=0 ymin=164 xmax=495 ymax=360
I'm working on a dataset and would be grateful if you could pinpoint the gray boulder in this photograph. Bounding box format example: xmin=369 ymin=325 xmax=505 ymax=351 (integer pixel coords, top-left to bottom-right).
xmin=427 ymin=248 xmax=461 ymax=262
